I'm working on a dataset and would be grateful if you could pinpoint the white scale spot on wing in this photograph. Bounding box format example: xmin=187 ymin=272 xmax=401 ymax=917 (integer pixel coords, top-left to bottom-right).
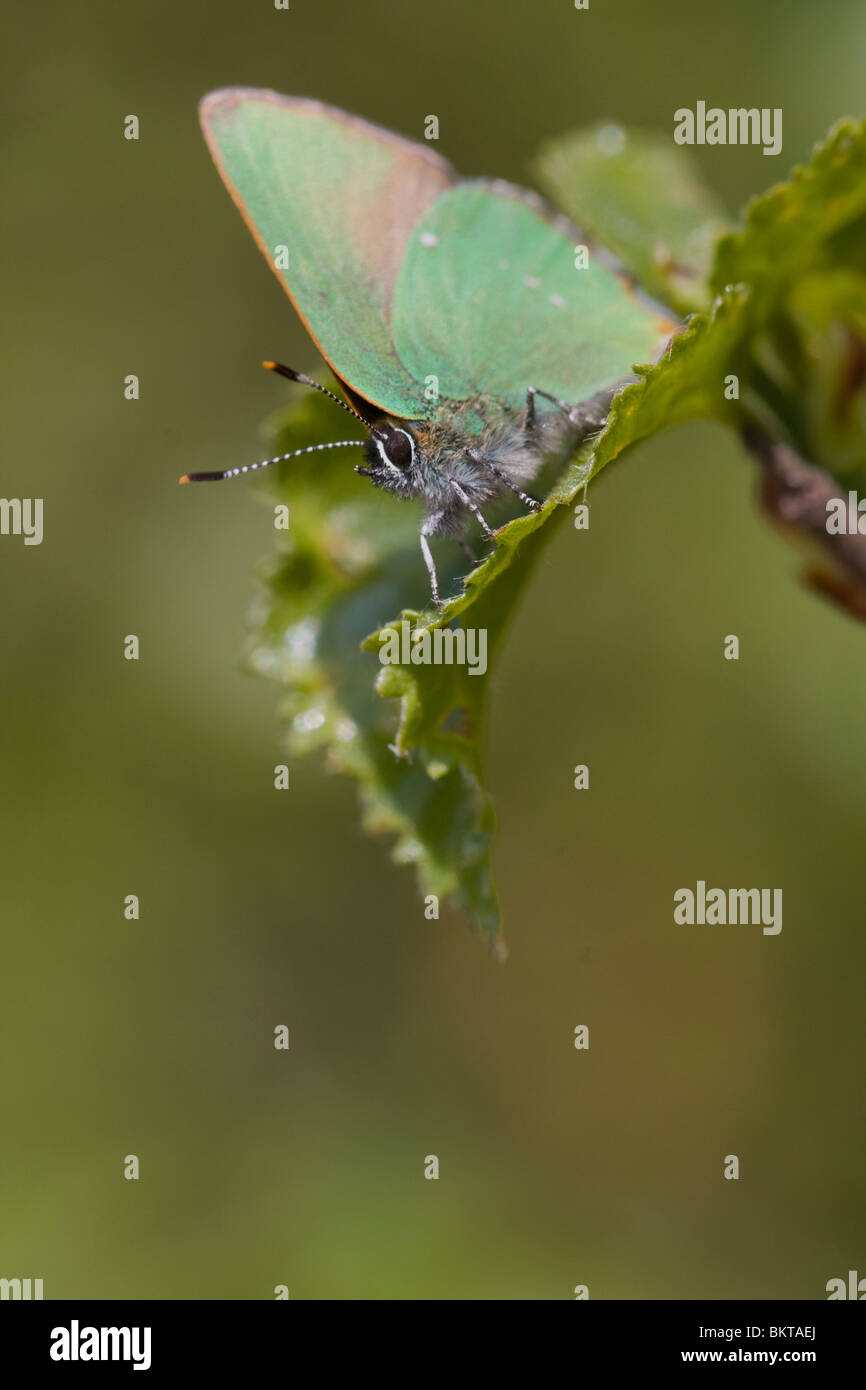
xmin=549 ymin=293 xmax=566 ymax=308
xmin=522 ymin=275 xmax=540 ymax=290
xmin=419 ymin=232 xmax=438 ymax=247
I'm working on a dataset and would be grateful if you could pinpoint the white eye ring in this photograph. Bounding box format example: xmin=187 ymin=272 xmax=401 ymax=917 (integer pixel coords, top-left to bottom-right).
xmin=375 ymin=428 xmax=415 ymax=475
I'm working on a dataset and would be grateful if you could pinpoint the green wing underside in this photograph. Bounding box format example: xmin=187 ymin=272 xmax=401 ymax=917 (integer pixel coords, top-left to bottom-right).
xmin=394 ymin=183 xmax=672 ymax=412
xmin=200 ymin=90 xmax=453 ymax=417
xmin=201 ymin=90 xmax=673 ymax=421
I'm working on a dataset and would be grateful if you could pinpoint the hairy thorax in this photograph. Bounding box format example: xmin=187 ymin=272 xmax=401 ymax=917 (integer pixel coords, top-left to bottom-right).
xmin=362 ymin=400 xmax=578 ymax=523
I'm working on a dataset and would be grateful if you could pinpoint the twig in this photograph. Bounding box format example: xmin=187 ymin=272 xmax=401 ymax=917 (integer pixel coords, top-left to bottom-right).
xmin=742 ymin=425 xmax=866 ymax=622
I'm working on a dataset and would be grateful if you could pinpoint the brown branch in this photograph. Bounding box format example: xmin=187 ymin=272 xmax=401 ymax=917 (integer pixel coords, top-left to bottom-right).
xmin=743 ymin=424 xmax=866 ymax=623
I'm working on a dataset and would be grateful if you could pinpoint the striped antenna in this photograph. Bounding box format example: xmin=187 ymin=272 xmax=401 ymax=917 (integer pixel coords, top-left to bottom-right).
xmin=179 ymin=439 xmax=365 ymax=485
xmin=262 ymin=362 xmax=383 ymax=438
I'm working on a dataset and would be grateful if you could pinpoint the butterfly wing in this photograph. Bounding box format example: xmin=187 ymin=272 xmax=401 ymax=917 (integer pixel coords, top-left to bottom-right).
xmin=199 ymin=88 xmax=455 ymax=418
xmin=391 ymin=180 xmax=676 ymax=412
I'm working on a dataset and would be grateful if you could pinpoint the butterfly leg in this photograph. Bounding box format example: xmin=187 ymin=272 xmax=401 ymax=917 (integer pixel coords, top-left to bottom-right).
xmin=524 ymin=382 xmax=623 ymax=436
xmin=467 ymin=450 xmax=542 ymax=512
xmin=420 ymin=516 xmax=443 ymax=609
xmin=524 ymin=385 xmax=572 ymax=433
xmin=447 ymin=478 xmax=495 ymax=540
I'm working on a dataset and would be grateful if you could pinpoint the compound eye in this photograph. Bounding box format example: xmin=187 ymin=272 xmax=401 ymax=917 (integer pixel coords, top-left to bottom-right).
xmin=382 ymin=427 xmax=414 ymax=469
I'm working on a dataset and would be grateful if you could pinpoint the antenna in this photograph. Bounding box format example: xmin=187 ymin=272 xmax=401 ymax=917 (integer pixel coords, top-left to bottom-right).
xmin=262 ymin=362 xmax=383 ymax=438
xmin=179 ymin=439 xmax=365 ymax=484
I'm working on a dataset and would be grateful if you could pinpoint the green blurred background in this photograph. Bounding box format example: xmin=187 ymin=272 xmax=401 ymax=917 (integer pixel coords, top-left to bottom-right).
xmin=2 ymin=0 xmax=864 ymax=1299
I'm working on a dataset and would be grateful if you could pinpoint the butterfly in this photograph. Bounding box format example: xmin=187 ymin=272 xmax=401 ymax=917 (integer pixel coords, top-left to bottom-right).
xmin=182 ymin=88 xmax=676 ymax=606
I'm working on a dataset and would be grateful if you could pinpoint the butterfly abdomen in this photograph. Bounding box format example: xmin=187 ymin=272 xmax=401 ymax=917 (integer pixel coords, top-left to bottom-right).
xmin=419 ymin=410 xmax=542 ymax=489
xmin=477 ymin=414 xmax=546 ymax=487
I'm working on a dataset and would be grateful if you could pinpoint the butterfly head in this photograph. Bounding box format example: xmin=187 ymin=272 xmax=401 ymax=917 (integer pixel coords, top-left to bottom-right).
xmin=356 ymin=421 xmax=422 ymax=498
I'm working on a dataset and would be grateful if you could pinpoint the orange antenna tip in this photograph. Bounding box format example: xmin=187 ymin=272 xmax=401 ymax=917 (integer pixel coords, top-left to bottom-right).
xmin=178 ymin=474 xmax=190 ymax=485
xmin=261 ymin=360 xmax=277 ymax=370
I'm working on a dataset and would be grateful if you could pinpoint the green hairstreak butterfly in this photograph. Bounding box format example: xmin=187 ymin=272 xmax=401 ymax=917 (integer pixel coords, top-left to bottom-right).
xmin=182 ymin=88 xmax=676 ymax=605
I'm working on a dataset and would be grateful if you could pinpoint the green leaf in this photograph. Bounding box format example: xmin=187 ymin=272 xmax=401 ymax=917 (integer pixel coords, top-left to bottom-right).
xmin=712 ymin=120 xmax=866 ymax=298
xmin=709 ymin=118 xmax=866 ymax=487
xmin=249 ymin=306 xmax=742 ymax=942
xmin=534 ymin=123 xmax=731 ymax=315
xmin=246 ymin=119 xmax=866 ymax=943
xmin=246 ymin=386 xmax=502 ymax=938
xmin=534 ymin=116 xmax=866 ymax=485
